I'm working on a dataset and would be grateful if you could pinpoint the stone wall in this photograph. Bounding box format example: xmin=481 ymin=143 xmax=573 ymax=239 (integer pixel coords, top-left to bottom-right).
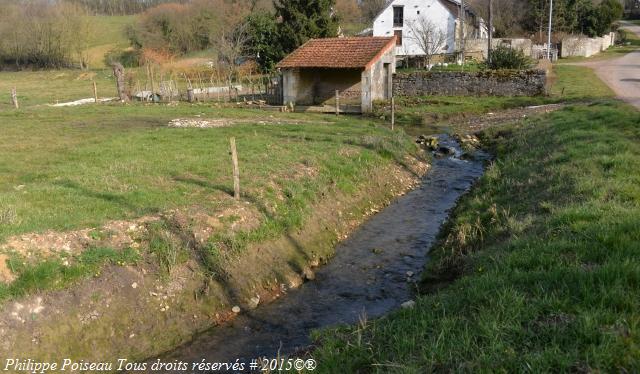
xmin=561 ymin=32 xmax=616 ymax=58
xmin=393 ymin=70 xmax=547 ymax=97
xmin=465 ymin=38 xmax=534 ymax=59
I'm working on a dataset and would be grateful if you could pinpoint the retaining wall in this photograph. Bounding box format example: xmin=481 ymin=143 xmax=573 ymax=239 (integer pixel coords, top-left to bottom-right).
xmin=393 ymin=70 xmax=547 ymax=97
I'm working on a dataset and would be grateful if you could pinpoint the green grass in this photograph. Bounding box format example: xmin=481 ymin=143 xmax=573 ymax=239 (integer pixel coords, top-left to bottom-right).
xmin=85 ymin=15 xmax=136 ymax=68
xmin=551 ymin=65 xmax=615 ymax=99
xmin=313 ymin=98 xmax=640 ymax=371
xmin=0 ymin=69 xmax=118 ymax=110
xmin=0 ymin=104 xmax=414 ymax=243
xmin=0 ymin=57 xmax=424 ymax=302
xmin=0 ymin=247 xmax=140 ymax=301
xmin=87 ymin=15 xmax=134 ymax=49
xmin=0 ymin=100 xmax=419 ymax=299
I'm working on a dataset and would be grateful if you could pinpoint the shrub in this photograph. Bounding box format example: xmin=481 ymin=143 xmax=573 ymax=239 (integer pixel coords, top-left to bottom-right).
xmin=486 ymin=46 xmax=534 ymax=70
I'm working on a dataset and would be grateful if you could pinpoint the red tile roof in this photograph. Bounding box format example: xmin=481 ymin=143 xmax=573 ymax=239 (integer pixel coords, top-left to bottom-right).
xmin=276 ymin=37 xmax=396 ymax=70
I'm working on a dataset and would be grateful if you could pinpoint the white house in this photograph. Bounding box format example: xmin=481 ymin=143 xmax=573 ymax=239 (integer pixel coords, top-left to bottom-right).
xmin=373 ymin=0 xmax=487 ymax=60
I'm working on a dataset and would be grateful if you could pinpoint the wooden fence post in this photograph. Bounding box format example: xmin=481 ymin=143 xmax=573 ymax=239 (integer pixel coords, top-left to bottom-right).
xmin=335 ymin=90 xmax=340 ymax=116
xmin=187 ymin=88 xmax=195 ymax=103
xmin=112 ymin=63 xmax=129 ymax=102
xmin=93 ymin=81 xmax=98 ymax=104
xmin=391 ymin=97 xmax=395 ymax=131
xmin=230 ymin=137 xmax=240 ymax=200
xmin=11 ymin=87 xmax=18 ymax=109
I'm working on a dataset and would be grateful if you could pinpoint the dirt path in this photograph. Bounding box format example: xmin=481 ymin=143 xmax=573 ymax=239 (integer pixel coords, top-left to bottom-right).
xmin=571 ymin=22 xmax=640 ymax=109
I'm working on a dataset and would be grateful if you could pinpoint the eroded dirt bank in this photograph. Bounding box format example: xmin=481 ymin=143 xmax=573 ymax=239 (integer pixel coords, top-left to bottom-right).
xmin=0 ymin=155 xmax=427 ymax=365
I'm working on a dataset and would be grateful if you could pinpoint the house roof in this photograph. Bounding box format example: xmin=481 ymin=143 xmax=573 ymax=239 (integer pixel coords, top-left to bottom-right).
xmin=276 ymin=37 xmax=396 ymax=70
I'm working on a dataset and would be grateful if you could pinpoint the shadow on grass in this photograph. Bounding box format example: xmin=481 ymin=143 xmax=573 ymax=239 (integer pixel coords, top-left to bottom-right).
xmin=172 ymin=174 xmax=313 ymax=287
xmin=53 ymin=179 xmax=152 ymax=214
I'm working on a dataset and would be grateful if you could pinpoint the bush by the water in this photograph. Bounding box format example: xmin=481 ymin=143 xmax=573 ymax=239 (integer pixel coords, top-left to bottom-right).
xmin=486 ymin=46 xmax=534 ymax=70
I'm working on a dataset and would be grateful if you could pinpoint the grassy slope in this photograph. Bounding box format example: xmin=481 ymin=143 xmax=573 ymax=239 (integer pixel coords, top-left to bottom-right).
xmin=313 ymin=71 xmax=640 ymax=370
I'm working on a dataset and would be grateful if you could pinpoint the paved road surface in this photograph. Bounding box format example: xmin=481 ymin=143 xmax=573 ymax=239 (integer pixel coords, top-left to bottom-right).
xmin=575 ymin=22 xmax=640 ymax=109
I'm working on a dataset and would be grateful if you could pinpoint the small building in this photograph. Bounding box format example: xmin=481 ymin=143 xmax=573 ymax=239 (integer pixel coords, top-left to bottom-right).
xmin=276 ymin=37 xmax=397 ymax=113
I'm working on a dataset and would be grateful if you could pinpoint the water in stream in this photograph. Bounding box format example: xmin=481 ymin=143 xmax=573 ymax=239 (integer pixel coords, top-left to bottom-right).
xmin=155 ymin=135 xmax=486 ymax=371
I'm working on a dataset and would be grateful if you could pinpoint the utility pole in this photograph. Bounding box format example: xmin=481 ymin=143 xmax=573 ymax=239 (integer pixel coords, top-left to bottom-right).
xmin=488 ymin=0 xmax=493 ymax=64
xmin=547 ymin=0 xmax=554 ymax=60
xmin=460 ymin=0 xmax=466 ymax=67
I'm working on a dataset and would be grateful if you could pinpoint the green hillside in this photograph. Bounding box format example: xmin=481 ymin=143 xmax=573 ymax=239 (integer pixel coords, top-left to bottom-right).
xmin=85 ymin=15 xmax=136 ymax=69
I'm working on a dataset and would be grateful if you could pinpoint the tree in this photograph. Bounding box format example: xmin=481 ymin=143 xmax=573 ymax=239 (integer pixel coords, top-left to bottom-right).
xmin=470 ymin=0 xmax=530 ymax=37
xmin=406 ymin=17 xmax=448 ymax=68
xmin=245 ymin=11 xmax=282 ymax=72
xmin=335 ymin=0 xmax=362 ymax=25
xmin=596 ymin=0 xmax=624 ymax=34
xmin=360 ymin=0 xmax=389 ymax=23
xmin=274 ymin=0 xmax=340 ymax=54
xmin=0 ymin=1 xmax=92 ymax=69
xmin=216 ymin=21 xmax=251 ymax=84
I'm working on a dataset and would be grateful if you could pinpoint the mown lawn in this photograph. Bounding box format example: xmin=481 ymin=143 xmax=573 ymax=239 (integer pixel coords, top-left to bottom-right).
xmin=313 ymin=98 xmax=640 ymax=370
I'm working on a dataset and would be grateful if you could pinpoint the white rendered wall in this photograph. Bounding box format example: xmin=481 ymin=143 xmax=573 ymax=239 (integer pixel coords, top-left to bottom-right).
xmin=373 ymin=0 xmax=457 ymax=56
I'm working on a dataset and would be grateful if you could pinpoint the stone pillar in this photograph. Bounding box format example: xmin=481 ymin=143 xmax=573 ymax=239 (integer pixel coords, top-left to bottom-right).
xmin=282 ymin=69 xmax=300 ymax=107
xmin=361 ymin=69 xmax=373 ymax=113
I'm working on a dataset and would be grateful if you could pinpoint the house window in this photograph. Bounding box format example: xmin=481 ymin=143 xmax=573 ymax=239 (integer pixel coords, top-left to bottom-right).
xmin=393 ymin=6 xmax=404 ymax=27
xmin=394 ymin=30 xmax=403 ymax=46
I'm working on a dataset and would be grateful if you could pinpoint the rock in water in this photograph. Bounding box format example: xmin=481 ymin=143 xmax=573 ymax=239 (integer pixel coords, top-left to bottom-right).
xmin=248 ymin=296 xmax=260 ymax=310
xmin=416 ymin=135 xmax=439 ymax=151
xmin=401 ymin=300 xmax=416 ymax=309
xmin=438 ymin=146 xmax=455 ymax=155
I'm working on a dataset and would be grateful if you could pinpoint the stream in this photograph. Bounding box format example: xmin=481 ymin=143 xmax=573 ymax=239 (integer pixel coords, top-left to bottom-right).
xmin=154 ymin=135 xmax=487 ymax=372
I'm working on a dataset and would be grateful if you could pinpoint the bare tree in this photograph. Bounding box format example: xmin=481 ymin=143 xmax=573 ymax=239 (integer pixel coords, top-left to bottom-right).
xmin=406 ymin=17 xmax=448 ymax=69
xmin=216 ymin=21 xmax=251 ymax=89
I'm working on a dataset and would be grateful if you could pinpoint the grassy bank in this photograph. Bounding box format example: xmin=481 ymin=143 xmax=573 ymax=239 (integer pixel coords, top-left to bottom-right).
xmin=313 ymin=99 xmax=640 ymax=371
xmin=0 ymin=102 xmax=419 ymax=300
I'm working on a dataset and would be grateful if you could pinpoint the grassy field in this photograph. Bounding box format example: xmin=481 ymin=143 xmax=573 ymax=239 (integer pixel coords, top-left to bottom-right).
xmin=0 ymin=69 xmax=118 ymax=110
xmin=313 ymin=68 xmax=640 ymax=372
xmin=0 ymin=100 xmax=418 ymax=299
xmin=0 ymin=105 xmax=412 ymax=242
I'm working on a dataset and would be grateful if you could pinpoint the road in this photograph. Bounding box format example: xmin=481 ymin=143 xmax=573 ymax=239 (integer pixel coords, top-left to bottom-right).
xmin=575 ymin=21 xmax=640 ymax=109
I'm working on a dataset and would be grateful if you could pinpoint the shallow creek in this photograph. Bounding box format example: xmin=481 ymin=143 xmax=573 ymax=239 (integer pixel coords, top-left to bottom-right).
xmin=154 ymin=135 xmax=487 ymax=371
